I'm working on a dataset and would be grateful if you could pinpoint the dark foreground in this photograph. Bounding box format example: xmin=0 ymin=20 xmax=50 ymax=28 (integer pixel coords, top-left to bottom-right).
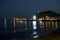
xmin=0 ymin=30 xmax=60 ymax=40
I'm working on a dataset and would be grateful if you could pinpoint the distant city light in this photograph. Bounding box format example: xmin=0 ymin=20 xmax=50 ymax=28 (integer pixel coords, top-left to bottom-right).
xmin=20 ymin=21 xmax=23 ymax=23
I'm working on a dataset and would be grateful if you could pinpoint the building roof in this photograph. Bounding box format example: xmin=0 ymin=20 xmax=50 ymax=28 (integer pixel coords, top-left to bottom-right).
xmin=36 ymin=10 xmax=60 ymax=17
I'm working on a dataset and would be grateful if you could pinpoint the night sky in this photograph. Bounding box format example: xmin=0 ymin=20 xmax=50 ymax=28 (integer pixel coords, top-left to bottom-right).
xmin=0 ymin=0 xmax=60 ymax=18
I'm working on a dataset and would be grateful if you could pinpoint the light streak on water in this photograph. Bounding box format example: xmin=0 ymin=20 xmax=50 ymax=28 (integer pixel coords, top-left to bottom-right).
xmin=4 ymin=18 xmax=6 ymax=28
xmin=13 ymin=17 xmax=16 ymax=27
xmin=33 ymin=21 xmax=37 ymax=30
xmin=32 ymin=15 xmax=37 ymax=30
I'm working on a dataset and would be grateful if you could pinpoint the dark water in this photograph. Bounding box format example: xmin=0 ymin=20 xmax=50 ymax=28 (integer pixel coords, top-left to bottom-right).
xmin=0 ymin=20 xmax=60 ymax=40
xmin=0 ymin=26 xmax=58 ymax=40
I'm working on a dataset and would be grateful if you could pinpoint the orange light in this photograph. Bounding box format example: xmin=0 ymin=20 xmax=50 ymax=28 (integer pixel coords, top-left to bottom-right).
xmin=45 ymin=16 xmax=50 ymax=20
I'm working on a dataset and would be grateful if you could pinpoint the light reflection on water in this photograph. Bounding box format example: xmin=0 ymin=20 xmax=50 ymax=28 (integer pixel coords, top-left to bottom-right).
xmin=32 ymin=31 xmax=39 ymax=38
xmin=0 ymin=19 xmax=60 ymax=39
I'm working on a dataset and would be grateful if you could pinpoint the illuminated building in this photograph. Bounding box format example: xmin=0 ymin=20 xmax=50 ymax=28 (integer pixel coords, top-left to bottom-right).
xmin=0 ymin=10 xmax=60 ymax=38
xmin=36 ymin=10 xmax=60 ymax=29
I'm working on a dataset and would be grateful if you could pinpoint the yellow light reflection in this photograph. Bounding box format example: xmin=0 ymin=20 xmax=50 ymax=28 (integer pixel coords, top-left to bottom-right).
xmin=46 ymin=21 xmax=48 ymax=27
xmin=48 ymin=21 xmax=51 ymax=27
xmin=39 ymin=18 xmax=43 ymax=28
xmin=52 ymin=21 xmax=54 ymax=28
xmin=55 ymin=21 xmax=58 ymax=28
